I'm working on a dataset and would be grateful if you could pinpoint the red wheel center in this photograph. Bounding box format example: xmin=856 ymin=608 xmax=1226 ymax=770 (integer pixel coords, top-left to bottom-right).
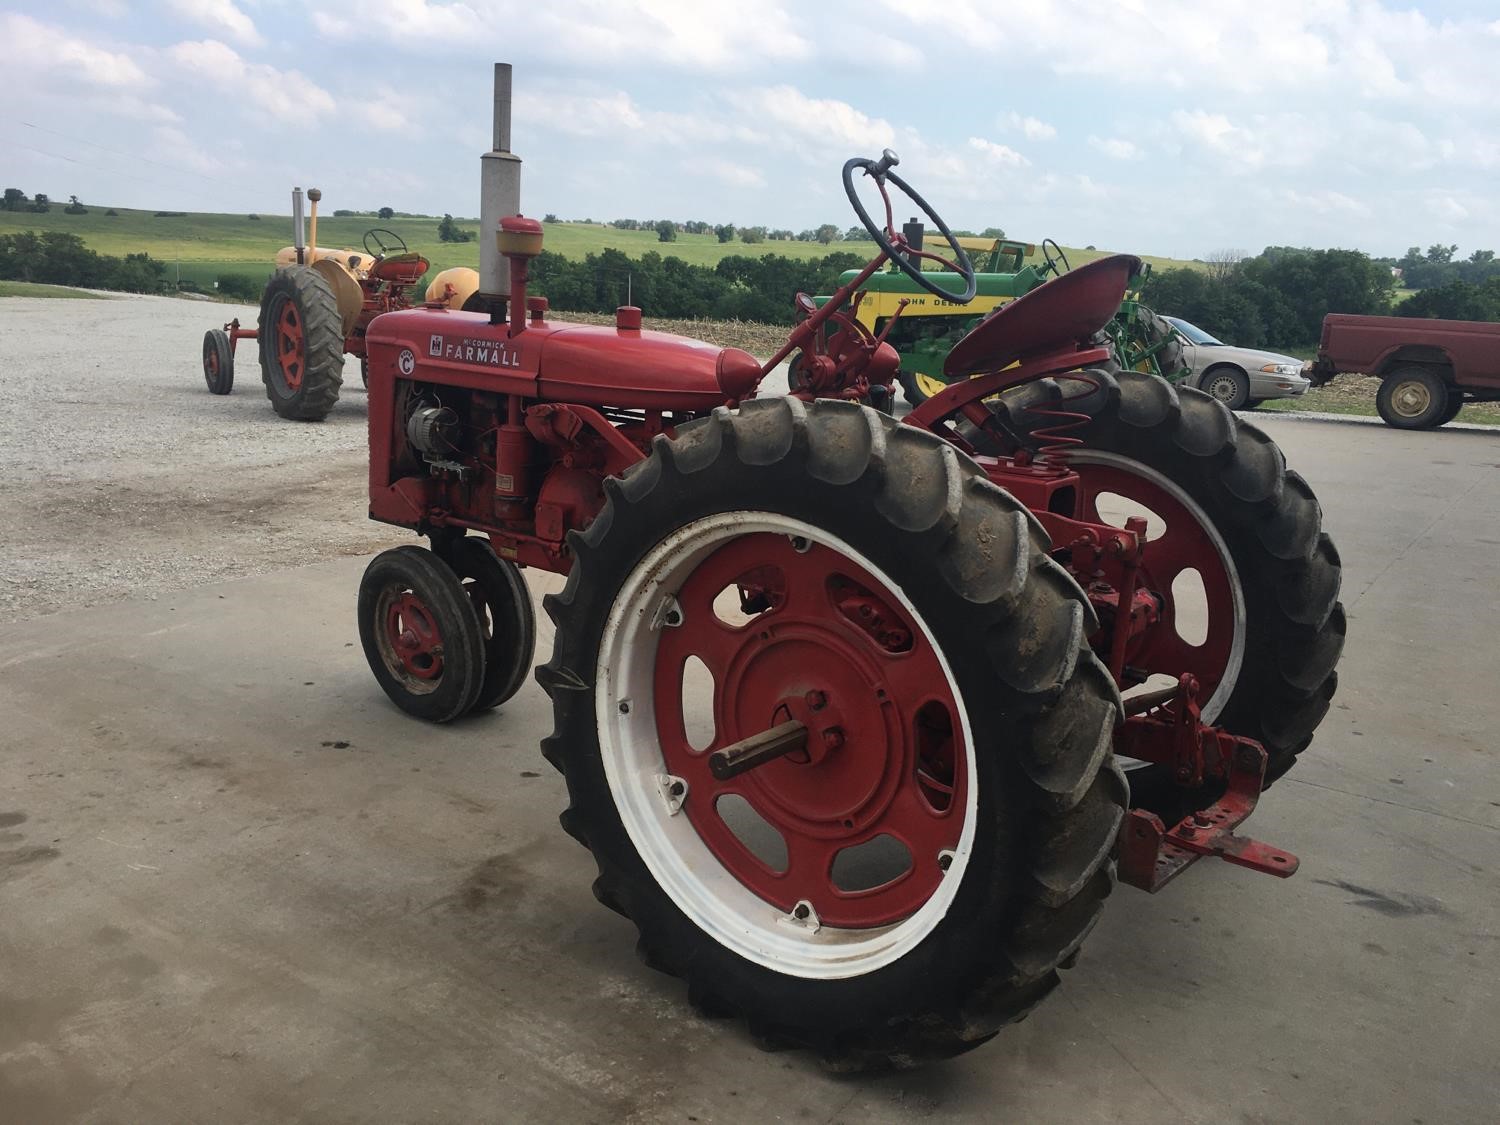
xmin=275 ymin=302 xmax=305 ymax=390
xmin=651 ymin=532 xmax=966 ymax=928
xmin=1072 ymin=461 xmax=1238 ymax=701
xmin=385 ymin=592 xmax=444 ymax=679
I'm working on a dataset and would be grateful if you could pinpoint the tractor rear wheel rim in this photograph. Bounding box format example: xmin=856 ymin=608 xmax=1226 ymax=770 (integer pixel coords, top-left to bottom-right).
xmin=275 ymin=300 xmax=305 ymax=391
xmin=1392 ymin=380 xmax=1431 ymax=417
xmin=597 ymin=513 xmax=975 ymax=979
xmin=375 ymin=587 xmax=445 ymax=693
xmin=1068 ymin=451 xmax=1245 ymax=723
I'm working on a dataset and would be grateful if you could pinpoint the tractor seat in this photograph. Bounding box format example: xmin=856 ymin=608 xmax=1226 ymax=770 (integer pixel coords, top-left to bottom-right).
xmin=370 ymin=252 xmax=431 ymax=285
xmin=944 ymin=253 xmax=1141 ymax=377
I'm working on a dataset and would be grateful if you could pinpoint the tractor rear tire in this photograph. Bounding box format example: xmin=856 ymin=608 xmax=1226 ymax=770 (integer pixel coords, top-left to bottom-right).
xmin=1375 ymin=366 xmax=1448 ymax=430
xmin=538 ymin=398 xmax=1126 ymax=1070
xmin=358 ymin=546 xmax=485 ymax=723
xmin=896 ymin=368 xmax=930 ymax=407
xmin=439 ymin=536 xmax=535 ymax=714
xmin=967 ymin=370 xmax=1343 ymax=818
xmin=203 ymin=329 xmax=233 ymax=395
xmin=259 ymin=266 xmax=344 ymax=421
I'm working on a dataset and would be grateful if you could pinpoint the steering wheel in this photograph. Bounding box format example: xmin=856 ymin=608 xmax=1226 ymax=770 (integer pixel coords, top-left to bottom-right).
xmin=843 ymin=151 xmax=976 ymax=303
xmin=1040 ymin=238 xmax=1071 ymax=277
xmin=363 ymin=228 xmax=408 ymax=258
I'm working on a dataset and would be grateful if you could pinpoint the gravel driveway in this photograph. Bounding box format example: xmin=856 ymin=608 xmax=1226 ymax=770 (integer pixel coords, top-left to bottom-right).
xmin=0 ymin=292 xmax=404 ymax=623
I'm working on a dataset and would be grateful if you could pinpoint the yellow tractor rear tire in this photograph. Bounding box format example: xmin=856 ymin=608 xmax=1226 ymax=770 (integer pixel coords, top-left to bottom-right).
xmin=258 ymin=266 xmax=345 ymax=422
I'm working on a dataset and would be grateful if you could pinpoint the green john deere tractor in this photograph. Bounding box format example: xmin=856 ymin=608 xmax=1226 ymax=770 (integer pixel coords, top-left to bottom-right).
xmin=810 ymin=223 xmax=1186 ymax=406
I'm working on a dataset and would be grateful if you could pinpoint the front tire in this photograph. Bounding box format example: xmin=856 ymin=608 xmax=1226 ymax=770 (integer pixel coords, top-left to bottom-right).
xmin=202 ymin=328 xmax=233 ymax=395
xmin=1201 ymin=365 xmax=1250 ymax=410
xmin=1376 ymin=366 xmax=1449 ymax=429
xmin=438 ymin=536 xmax=535 ymax=714
xmin=538 ymin=398 xmax=1125 ymax=1069
xmin=358 ymin=546 xmax=485 ymax=723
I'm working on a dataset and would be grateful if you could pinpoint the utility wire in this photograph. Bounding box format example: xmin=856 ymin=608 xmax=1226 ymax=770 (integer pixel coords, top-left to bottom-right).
xmin=18 ymin=120 xmax=228 ymax=184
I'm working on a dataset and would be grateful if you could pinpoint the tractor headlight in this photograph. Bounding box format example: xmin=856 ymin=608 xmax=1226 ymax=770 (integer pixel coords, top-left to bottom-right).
xmin=1261 ymin=362 xmax=1304 ymax=376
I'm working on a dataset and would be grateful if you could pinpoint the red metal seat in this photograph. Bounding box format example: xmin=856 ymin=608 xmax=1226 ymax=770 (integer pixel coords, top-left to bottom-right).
xmin=944 ymin=253 xmax=1141 ymax=376
xmin=370 ymin=252 xmax=431 ymax=285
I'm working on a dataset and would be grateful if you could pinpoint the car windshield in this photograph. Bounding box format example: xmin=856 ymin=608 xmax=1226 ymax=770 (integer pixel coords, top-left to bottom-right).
xmin=1164 ymin=316 xmax=1224 ymax=346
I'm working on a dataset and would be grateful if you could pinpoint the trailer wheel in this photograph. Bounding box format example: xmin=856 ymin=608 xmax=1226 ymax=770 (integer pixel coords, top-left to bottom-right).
xmin=1376 ymin=366 xmax=1449 ymax=430
xmin=359 ymin=546 xmax=485 ymax=723
xmin=439 ymin=536 xmax=535 ymax=713
xmin=202 ymin=329 xmax=234 ymax=395
xmin=969 ymin=369 xmax=1344 ymax=814
xmin=538 ymin=398 xmax=1125 ymax=1070
xmin=259 ymin=266 xmax=344 ymax=421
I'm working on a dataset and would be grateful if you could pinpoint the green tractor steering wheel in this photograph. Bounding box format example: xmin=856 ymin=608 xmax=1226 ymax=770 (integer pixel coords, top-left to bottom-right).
xmin=1040 ymin=237 xmax=1071 ymax=277
xmin=843 ymin=150 xmax=977 ymax=304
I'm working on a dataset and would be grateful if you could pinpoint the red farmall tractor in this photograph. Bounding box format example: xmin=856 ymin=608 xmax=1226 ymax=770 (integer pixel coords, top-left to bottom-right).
xmin=355 ymin=151 xmax=1344 ymax=1069
xmin=199 ymin=187 xmax=479 ymax=420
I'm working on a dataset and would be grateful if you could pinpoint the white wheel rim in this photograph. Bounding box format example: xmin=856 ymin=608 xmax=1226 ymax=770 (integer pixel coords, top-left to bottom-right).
xmin=595 ymin=512 xmax=977 ymax=980
xmin=1067 ymin=450 xmax=1246 ymax=725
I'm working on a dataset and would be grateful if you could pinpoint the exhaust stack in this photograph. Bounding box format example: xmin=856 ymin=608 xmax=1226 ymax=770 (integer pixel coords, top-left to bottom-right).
xmin=291 ymin=187 xmax=305 ymax=264
xmin=479 ymin=63 xmax=522 ymax=321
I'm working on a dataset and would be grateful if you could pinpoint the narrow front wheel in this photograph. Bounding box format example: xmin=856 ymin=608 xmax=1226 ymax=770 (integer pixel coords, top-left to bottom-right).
xmin=358 ymin=546 xmax=485 ymax=722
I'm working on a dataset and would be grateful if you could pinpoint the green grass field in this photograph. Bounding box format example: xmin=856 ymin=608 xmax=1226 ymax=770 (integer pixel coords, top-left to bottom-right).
xmin=0 ymin=280 xmax=112 ymax=299
xmin=0 ymin=204 xmax=1204 ymax=292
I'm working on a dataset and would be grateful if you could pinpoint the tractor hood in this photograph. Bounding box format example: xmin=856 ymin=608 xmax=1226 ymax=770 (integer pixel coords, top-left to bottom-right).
xmin=537 ymin=322 xmax=762 ymax=409
xmin=367 ymin=308 xmax=762 ymax=410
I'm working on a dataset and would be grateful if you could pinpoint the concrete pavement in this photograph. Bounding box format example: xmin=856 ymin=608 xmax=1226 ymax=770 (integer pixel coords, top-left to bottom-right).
xmin=2 ymin=415 xmax=1498 ymax=1123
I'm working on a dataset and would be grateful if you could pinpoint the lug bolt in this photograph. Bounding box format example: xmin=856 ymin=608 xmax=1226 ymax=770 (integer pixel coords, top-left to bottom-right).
xmin=805 ymin=690 xmax=827 ymax=711
xmin=822 ymin=728 xmax=845 ymax=751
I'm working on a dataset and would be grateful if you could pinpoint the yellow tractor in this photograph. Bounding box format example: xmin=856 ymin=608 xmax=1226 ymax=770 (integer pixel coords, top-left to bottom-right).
xmin=198 ymin=187 xmax=480 ymax=421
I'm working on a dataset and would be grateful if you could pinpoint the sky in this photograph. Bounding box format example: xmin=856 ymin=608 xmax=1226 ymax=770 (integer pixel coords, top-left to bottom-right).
xmin=2 ymin=0 xmax=1498 ymax=260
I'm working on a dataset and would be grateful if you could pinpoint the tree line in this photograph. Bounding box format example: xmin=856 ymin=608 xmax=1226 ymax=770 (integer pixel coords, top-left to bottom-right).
xmin=0 ymin=231 xmax=168 ymax=292
xmin=531 ymin=247 xmax=867 ymax=324
xmin=1142 ymin=244 xmax=1500 ymax=348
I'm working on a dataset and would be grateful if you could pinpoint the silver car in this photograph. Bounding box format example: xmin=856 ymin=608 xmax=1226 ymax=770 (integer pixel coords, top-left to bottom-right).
xmin=1163 ymin=316 xmax=1310 ymax=409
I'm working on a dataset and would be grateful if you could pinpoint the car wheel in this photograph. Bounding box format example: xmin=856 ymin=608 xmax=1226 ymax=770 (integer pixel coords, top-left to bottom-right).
xmin=1200 ymin=366 xmax=1250 ymax=411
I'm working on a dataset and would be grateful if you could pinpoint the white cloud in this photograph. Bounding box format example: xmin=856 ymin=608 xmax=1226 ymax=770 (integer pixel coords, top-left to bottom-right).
xmin=1089 ymin=136 xmax=1142 ymax=161
xmin=967 ymin=137 xmax=1028 ymax=168
xmin=164 ymin=0 xmax=263 ymax=47
xmin=168 ymin=40 xmax=338 ymax=122
xmin=1001 ymin=112 xmax=1056 ymax=141
xmin=0 ymin=13 xmax=153 ymax=89
xmin=728 ymin=86 xmax=895 ymax=152
xmin=312 ymin=0 xmax=813 ymax=71
xmin=703 ymin=159 xmax=766 ymax=189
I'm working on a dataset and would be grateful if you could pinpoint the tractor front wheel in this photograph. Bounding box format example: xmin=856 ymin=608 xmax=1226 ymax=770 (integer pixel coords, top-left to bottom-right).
xmin=538 ymin=398 xmax=1125 ymax=1069
xmin=259 ymin=266 xmax=345 ymax=421
xmin=437 ymin=536 xmax=535 ymax=714
xmin=202 ymin=328 xmax=233 ymax=395
xmin=358 ymin=546 xmax=485 ymax=722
